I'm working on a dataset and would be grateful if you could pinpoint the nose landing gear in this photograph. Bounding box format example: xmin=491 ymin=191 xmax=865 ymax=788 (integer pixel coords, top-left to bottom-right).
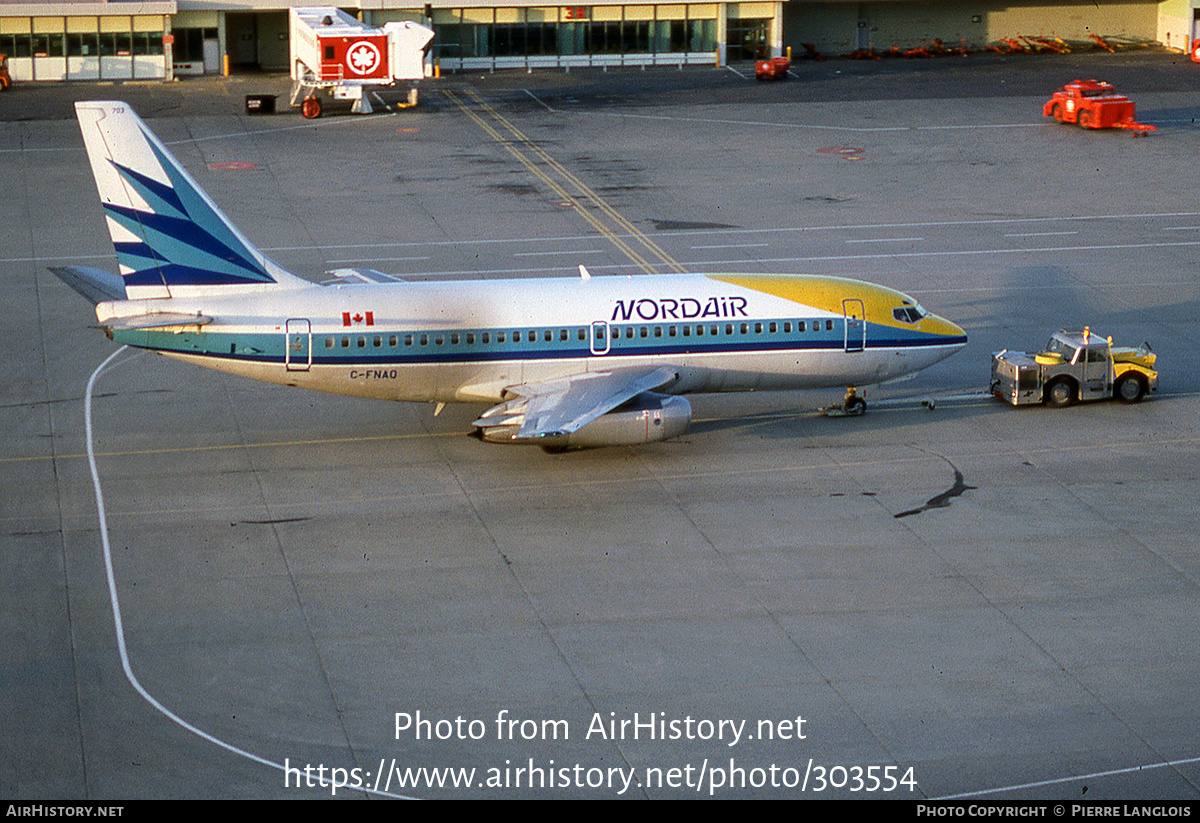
xmin=822 ymin=386 xmax=867 ymax=417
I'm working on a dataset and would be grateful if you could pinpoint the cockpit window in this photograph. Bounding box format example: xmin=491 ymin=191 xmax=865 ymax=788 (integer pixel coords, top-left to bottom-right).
xmin=892 ymin=302 xmax=929 ymax=324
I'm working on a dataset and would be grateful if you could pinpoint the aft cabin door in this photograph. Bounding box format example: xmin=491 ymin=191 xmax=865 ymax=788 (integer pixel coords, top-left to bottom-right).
xmin=843 ymin=299 xmax=866 ymax=353
xmin=285 ymin=318 xmax=312 ymax=371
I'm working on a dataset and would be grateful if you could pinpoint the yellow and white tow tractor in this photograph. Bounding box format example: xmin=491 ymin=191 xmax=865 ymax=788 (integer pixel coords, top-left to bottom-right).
xmin=991 ymin=328 xmax=1158 ymax=407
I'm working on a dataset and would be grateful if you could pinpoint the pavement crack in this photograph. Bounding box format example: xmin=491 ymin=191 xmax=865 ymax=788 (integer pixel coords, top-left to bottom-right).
xmin=894 ymin=451 xmax=976 ymax=518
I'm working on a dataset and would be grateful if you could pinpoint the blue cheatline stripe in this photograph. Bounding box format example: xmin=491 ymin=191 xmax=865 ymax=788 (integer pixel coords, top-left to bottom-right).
xmin=115 ymin=322 xmax=965 ymax=366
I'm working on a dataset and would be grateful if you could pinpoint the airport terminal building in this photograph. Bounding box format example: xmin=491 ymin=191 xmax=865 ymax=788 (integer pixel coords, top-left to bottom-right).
xmin=1 ymin=0 xmax=1195 ymax=82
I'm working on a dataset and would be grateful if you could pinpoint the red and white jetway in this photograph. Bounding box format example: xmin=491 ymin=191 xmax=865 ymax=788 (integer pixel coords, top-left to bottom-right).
xmin=289 ymin=7 xmax=434 ymax=118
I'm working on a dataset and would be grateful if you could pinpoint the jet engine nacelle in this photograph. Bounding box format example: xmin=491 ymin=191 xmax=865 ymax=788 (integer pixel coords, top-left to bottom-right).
xmin=475 ymin=392 xmax=691 ymax=449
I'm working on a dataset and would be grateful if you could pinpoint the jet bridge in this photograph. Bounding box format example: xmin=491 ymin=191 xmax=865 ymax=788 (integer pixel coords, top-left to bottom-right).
xmin=289 ymin=7 xmax=434 ymax=117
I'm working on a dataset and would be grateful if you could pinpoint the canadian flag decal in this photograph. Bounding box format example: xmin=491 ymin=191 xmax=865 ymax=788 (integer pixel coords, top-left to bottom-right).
xmin=342 ymin=311 xmax=376 ymax=327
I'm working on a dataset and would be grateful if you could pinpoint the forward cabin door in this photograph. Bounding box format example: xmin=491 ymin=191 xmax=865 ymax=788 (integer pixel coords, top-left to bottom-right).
xmin=843 ymin=299 xmax=866 ymax=353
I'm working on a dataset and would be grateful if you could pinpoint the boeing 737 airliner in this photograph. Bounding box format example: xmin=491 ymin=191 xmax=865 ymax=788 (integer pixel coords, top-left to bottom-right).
xmin=52 ymin=101 xmax=967 ymax=448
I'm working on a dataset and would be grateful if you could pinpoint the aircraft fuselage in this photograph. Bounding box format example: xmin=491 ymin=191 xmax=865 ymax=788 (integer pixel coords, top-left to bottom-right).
xmin=97 ymin=272 xmax=967 ymax=404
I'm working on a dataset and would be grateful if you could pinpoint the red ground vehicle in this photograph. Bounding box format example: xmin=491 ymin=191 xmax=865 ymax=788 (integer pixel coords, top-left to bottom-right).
xmin=1044 ymin=80 xmax=1154 ymax=134
xmin=0 ymin=55 xmax=11 ymax=91
xmin=755 ymin=56 xmax=790 ymax=80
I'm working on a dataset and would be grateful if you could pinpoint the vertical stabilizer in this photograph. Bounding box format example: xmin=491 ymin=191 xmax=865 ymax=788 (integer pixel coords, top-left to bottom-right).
xmin=75 ymin=101 xmax=309 ymax=300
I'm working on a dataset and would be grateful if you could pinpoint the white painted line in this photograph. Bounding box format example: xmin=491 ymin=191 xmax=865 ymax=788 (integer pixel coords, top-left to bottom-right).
xmin=513 ymin=249 xmax=604 ymax=257
xmin=1163 ymin=226 xmax=1200 ymax=231
xmin=724 ymin=65 xmax=748 ymax=79
xmin=690 ymin=243 xmax=770 ymax=250
xmin=246 ymin=210 xmax=1200 ymax=253
xmin=521 ymin=88 xmax=556 ymax=111
xmin=1004 ymin=231 xmax=1078 ymax=237
xmin=682 ymin=238 xmax=1200 ymax=266
xmin=844 ymin=237 xmax=924 ymax=244
xmin=84 ymin=348 xmax=416 ymax=800
xmin=326 ymin=256 xmax=432 ymax=264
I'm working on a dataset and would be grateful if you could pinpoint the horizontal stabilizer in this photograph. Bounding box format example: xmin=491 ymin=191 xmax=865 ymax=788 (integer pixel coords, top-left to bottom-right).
xmin=48 ymin=266 xmax=127 ymax=304
xmin=101 ymin=312 xmax=213 ymax=331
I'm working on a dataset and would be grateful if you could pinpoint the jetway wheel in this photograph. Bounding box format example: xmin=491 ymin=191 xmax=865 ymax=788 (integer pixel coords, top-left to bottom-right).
xmin=301 ymin=96 xmax=322 ymax=119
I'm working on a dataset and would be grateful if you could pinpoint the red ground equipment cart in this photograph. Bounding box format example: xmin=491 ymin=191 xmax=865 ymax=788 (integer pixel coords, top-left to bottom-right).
xmin=755 ymin=57 xmax=790 ymax=80
xmin=1044 ymin=79 xmax=1154 ymax=135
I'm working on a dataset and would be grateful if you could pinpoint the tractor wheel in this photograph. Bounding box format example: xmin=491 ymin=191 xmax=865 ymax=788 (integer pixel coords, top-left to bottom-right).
xmin=1044 ymin=378 xmax=1076 ymax=408
xmin=1052 ymin=104 xmax=1064 ymax=123
xmin=1078 ymin=110 xmax=1092 ymax=129
xmin=301 ymin=96 xmax=322 ymax=119
xmin=1114 ymin=373 xmax=1146 ymax=404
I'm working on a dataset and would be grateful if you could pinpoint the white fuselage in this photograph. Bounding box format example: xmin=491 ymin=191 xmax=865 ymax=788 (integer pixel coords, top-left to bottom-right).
xmin=99 ymin=272 xmax=968 ymax=404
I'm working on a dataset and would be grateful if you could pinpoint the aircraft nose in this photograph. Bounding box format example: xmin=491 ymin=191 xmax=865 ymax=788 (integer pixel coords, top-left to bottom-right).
xmin=927 ymin=314 xmax=968 ymax=346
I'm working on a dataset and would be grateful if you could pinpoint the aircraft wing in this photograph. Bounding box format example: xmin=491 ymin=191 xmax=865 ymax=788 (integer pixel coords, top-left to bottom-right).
xmin=474 ymin=365 xmax=679 ymax=441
